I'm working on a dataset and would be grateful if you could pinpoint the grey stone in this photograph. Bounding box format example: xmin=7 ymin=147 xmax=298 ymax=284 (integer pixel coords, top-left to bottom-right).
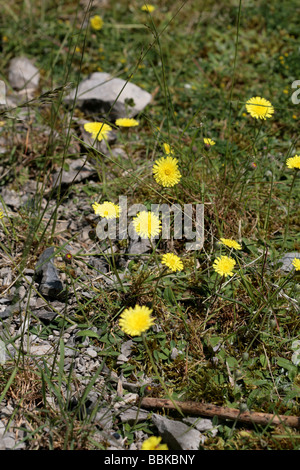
xmin=51 ymin=157 xmax=98 ymax=188
xmin=35 ymin=247 xmax=64 ymax=298
xmin=2 ymin=435 xmax=15 ymax=449
xmin=8 ymin=56 xmax=40 ymax=91
xmin=33 ymin=308 xmax=59 ymax=321
xmin=0 ymin=302 xmax=21 ymax=319
xmin=88 ymin=256 xmax=109 ymax=274
xmin=85 ymin=347 xmax=98 ymax=358
xmin=0 ymin=267 xmax=13 ymax=285
xmin=152 ymin=413 xmax=202 ymax=451
xmin=111 ymin=147 xmax=127 ymax=159
xmin=64 ymin=346 xmax=77 ymax=357
xmin=278 ymin=252 xmax=300 ymax=273
xmin=0 ymin=420 xmax=4 ymax=437
xmin=29 ymin=342 xmax=54 ymax=356
xmin=119 ymin=406 xmax=149 ymax=424
xmin=121 ymin=340 xmax=133 ymax=357
xmin=0 ymin=188 xmax=21 ymax=208
xmin=0 ymin=80 xmax=6 ymax=105
xmin=121 ymin=381 xmax=141 ymax=393
xmin=64 ymin=72 xmax=152 ymax=119
xmin=183 ymin=417 xmax=218 ymax=436
xmin=127 ymin=238 xmax=151 ymax=255
xmin=116 ymin=353 xmax=129 ymax=364
xmin=94 ymin=407 xmax=114 ymax=429
xmin=0 ymin=438 xmax=5 ymax=450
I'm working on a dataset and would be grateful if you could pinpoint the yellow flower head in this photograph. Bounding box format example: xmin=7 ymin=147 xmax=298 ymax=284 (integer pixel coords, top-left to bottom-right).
xmin=204 ymin=138 xmax=215 ymax=146
xmin=119 ymin=305 xmax=154 ymax=336
xmin=292 ymin=257 xmax=300 ymax=271
xmin=286 ymin=155 xmax=300 ymax=170
xmin=115 ymin=118 xmax=139 ymax=127
xmin=213 ymin=255 xmax=236 ymax=277
xmin=163 ymin=143 xmax=174 ymax=155
xmin=133 ymin=211 xmax=161 ymax=239
xmin=84 ymin=122 xmax=112 ymax=141
xmin=90 ymin=15 xmax=103 ymax=31
xmin=245 ymin=96 xmax=274 ymax=120
xmin=92 ymin=201 xmax=120 ymax=219
xmin=153 ymin=156 xmax=182 ymax=187
xmin=220 ymin=238 xmax=242 ymax=250
xmin=141 ymin=4 xmax=155 ymax=12
xmin=161 ymin=253 xmax=183 ymax=272
xmin=0 ymin=209 xmax=4 ymax=219
xmin=141 ymin=436 xmax=168 ymax=450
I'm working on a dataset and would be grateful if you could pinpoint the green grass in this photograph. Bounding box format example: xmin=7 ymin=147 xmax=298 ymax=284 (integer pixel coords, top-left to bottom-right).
xmin=0 ymin=0 xmax=299 ymax=450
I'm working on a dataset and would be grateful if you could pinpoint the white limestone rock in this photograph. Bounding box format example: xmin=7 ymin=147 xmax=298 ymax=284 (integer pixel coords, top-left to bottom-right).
xmin=64 ymin=72 xmax=152 ymax=119
xmin=8 ymin=56 xmax=40 ymax=91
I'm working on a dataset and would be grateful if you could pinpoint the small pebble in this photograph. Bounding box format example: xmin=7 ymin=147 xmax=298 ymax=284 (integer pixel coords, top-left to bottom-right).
xmin=85 ymin=348 xmax=98 ymax=358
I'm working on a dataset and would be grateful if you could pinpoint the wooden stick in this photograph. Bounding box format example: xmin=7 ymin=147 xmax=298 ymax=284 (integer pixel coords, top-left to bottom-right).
xmin=140 ymin=397 xmax=300 ymax=429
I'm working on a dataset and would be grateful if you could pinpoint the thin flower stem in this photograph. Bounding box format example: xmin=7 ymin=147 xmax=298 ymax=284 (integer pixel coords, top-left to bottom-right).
xmin=107 ymin=237 xmax=126 ymax=292
xmin=150 ymin=266 xmax=168 ymax=308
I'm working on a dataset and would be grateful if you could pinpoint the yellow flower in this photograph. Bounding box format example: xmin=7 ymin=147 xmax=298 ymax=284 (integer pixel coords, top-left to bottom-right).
xmin=115 ymin=118 xmax=139 ymax=127
xmin=119 ymin=305 xmax=154 ymax=336
xmin=245 ymin=96 xmax=274 ymax=120
xmin=213 ymin=256 xmax=236 ymax=277
xmin=141 ymin=4 xmax=155 ymax=12
xmin=90 ymin=15 xmax=103 ymax=31
xmin=286 ymin=155 xmax=300 ymax=170
xmin=220 ymin=238 xmax=242 ymax=250
xmin=292 ymin=258 xmax=300 ymax=271
xmin=133 ymin=211 xmax=161 ymax=238
xmin=92 ymin=201 xmax=120 ymax=219
xmin=204 ymin=138 xmax=215 ymax=146
xmin=141 ymin=436 xmax=168 ymax=450
xmin=84 ymin=122 xmax=112 ymax=141
xmin=161 ymin=253 xmax=183 ymax=272
xmin=162 ymin=143 xmax=174 ymax=155
xmin=153 ymin=156 xmax=182 ymax=187
xmin=0 ymin=210 xmax=4 ymax=219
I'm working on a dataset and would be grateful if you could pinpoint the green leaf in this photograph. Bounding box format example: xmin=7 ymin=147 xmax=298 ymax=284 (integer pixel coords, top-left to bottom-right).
xmin=158 ymin=352 xmax=168 ymax=360
xmin=164 ymin=286 xmax=176 ymax=304
xmin=276 ymin=357 xmax=297 ymax=372
xmin=226 ymin=356 xmax=239 ymax=370
xmin=153 ymin=350 xmax=159 ymax=362
xmin=259 ymin=354 xmax=268 ymax=368
xmin=276 ymin=357 xmax=298 ymax=381
xmin=76 ymin=330 xmax=99 ymax=339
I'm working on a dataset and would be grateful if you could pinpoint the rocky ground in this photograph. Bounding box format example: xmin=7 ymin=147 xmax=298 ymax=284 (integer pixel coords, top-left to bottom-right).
xmin=0 ymin=55 xmax=222 ymax=451
xmin=1 ymin=55 xmax=299 ymax=451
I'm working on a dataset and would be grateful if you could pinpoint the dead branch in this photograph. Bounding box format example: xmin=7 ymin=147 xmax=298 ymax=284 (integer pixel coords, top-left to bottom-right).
xmin=140 ymin=397 xmax=300 ymax=429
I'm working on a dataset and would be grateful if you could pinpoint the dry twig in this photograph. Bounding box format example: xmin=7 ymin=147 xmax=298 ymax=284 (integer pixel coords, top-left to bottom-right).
xmin=140 ymin=397 xmax=300 ymax=429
